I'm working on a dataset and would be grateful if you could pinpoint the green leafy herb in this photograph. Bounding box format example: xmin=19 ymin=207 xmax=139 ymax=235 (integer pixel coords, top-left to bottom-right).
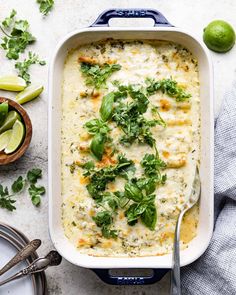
xmin=81 ymin=154 xmax=134 ymax=199
xmin=141 ymin=153 xmax=167 ymax=185
xmin=28 ymin=184 xmax=46 ymax=206
xmin=84 ymin=118 xmax=110 ymax=135
xmin=146 ymin=78 xmax=191 ymax=102
xmin=1 ymin=10 xmax=36 ymax=60
xmin=113 ymin=100 xmax=161 ymax=147
xmin=0 ymin=168 xmax=45 ymax=211
xmin=0 ymin=185 xmax=16 ymax=211
xmin=15 ymin=51 xmax=46 ymax=84
xmin=84 ymin=118 xmax=111 ymax=160
xmin=90 ymin=132 xmax=106 ymax=160
xmin=11 ymin=176 xmax=25 ymax=193
xmin=92 ymin=210 xmax=118 ymax=239
xmin=84 ymin=119 xmax=110 ymax=160
xmin=80 ymin=62 xmax=121 ymax=89
xmin=125 ymin=202 xmax=148 ymax=225
xmin=140 ymin=203 xmax=157 ymax=230
xmin=37 ymin=0 xmax=54 ymax=15
xmin=100 ymin=93 xmax=115 ymax=121
xmin=27 ymin=168 xmax=42 ymax=184
xmin=2 ymin=9 xmax=17 ymax=28
xmin=101 ymin=225 xmax=118 ymax=239
xmin=124 ymin=182 xmax=143 ymax=202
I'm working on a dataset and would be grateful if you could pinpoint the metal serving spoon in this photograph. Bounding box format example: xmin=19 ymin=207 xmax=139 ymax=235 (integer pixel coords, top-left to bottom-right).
xmin=0 ymin=239 xmax=41 ymax=276
xmin=170 ymin=166 xmax=201 ymax=295
xmin=0 ymin=251 xmax=62 ymax=287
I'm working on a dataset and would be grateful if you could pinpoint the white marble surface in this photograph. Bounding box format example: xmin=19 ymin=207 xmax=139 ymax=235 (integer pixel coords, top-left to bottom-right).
xmin=0 ymin=0 xmax=236 ymax=294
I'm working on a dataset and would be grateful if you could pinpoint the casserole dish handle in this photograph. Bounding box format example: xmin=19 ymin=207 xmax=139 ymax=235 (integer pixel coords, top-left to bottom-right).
xmin=92 ymin=269 xmax=169 ymax=285
xmin=91 ymin=8 xmax=173 ymax=27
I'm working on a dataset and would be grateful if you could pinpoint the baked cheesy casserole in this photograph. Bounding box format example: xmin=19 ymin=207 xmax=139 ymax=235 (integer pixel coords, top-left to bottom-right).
xmin=61 ymin=40 xmax=200 ymax=257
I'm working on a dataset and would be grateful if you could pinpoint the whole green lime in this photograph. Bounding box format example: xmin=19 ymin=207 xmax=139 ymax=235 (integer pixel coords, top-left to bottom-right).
xmin=203 ymin=20 xmax=235 ymax=53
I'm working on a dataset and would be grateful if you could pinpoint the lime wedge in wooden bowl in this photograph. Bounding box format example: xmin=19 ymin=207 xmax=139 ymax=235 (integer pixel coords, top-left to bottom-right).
xmin=0 ymin=130 xmax=12 ymax=152
xmin=5 ymin=120 xmax=25 ymax=154
xmin=0 ymin=110 xmax=21 ymax=134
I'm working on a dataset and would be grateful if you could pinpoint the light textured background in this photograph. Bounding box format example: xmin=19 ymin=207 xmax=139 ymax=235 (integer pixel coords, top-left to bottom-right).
xmin=0 ymin=0 xmax=235 ymax=294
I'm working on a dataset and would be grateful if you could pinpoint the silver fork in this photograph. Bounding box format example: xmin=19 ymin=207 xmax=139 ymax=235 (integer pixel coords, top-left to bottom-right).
xmin=170 ymin=166 xmax=201 ymax=295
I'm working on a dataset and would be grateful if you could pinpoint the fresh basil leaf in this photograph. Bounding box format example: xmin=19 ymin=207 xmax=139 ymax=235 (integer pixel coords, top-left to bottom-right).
xmin=11 ymin=176 xmax=25 ymax=193
xmin=84 ymin=119 xmax=110 ymax=135
xmin=141 ymin=203 xmax=157 ymax=230
xmin=136 ymin=177 xmax=156 ymax=195
xmin=100 ymin=93 xmax=114 ymax=121
xmin=125 ymin=203 xmax=147 ymax=224
xmin=90 ymin=133 xmax=105 ymax=160
xmin=27 ymin=168 xmax=42 ymax=184
xmin=124 ymin=182 xmax=143 ymax=202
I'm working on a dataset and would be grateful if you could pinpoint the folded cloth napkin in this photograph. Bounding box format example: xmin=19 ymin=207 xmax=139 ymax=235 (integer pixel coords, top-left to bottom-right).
xmin=181 ymin=82 xmax=236 ymax=294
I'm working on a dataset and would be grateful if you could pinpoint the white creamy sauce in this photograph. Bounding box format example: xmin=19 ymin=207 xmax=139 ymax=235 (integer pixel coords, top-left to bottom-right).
xmin=61 ymin=40 xmax=200 ymax=257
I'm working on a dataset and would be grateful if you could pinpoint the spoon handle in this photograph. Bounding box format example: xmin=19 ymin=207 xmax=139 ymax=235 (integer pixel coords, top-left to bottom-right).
xmin=170 ymin=210 xmax=185 ymax=295
xmin=0 ymin=239 xmax=41 ymax=276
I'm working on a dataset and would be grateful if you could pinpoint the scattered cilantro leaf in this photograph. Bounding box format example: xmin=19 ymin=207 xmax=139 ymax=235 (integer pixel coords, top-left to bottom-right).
xmin=1 ymin=10 xmax=36 ymax=60
xmin=81 ymin=154 xmax=134 ymax=199
xmin=2 ymin=9 xmax=16 ymax=28
xmin=15 ymin=51 xmax=46 ymax=84
xmin=92 ymin=210 xmax=118 ymax=238
xmin=28 ymin=184 xmax=46 ymax=207
xmin=0 ymin=168 xmax=45 ymax=211
xmin=146 ymin=78 xmax=191 ymax=102
xmin=11 ymin=176 xmax=25 ymax=193
xmin=80 ymin=62 xmax=121 ymax=89
xmin=37 ymin=0 xmax=54 ymax=15
xmin=0 ymin=184 xmax=16 ymax=211
xmin=27 ymin=168 xmax=42 ymax=184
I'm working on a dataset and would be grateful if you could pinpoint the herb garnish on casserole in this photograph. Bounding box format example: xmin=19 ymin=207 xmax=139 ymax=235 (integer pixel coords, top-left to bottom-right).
xmin=61 ymin=40 xmax=200 ymax=257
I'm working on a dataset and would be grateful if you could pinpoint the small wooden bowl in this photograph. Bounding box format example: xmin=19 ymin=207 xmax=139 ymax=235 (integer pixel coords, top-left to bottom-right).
xmin=0 ymin=97 xmax=32 ymax=165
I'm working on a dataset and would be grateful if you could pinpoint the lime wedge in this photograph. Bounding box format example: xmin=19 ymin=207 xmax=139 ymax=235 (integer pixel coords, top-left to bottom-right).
xmin=0 ymin=76 xmax=26 ymax=91
xmin=0 ymin=111 xmax=21 ymax=134
xmin=16 ymin=85 xmax=44 ymax=105
xmin=0 ymin=102 xmax=9 ymax=125
xmin=0 ymin=130 xmax=12 ymax=151
xmin=5 ymin=120 xmax=25 ymax=154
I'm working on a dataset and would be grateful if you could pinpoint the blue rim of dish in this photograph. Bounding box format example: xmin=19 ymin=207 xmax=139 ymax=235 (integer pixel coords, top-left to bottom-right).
xmin=0 ymin=223 xmax=47 ymax=294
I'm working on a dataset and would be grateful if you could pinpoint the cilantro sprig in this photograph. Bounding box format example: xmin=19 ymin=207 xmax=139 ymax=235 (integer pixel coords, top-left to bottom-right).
xmin=15 ymin=51 xmax=46 ymax=84
xmin=0 ymin=168 xmax=46 ymax=211
xmin=146 ymin=78 xmax=191 ymax=102
xmin=80 ymin=62 xmax=121 ymax=89
xmin=37 ymin=0 xmax=54 ymax=15
xmin=1 ymin=10 xmax=36 ymax=60
xmin=80 ymin=154 xmax=135 ymax=199
xmin=0 ymin=185 xmax=16 ymax=211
